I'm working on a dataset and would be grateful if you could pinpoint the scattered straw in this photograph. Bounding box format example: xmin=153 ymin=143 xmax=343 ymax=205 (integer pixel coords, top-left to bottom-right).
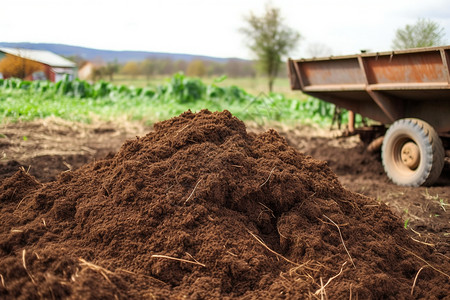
xmin=410 ymin=237 xmax=435 ymax=247
xmin=436 ymin=253 xmax=450 ymax=260
xmin=323 ymin=215 xmax=356 ymax=268
xmin=62 ymin=161 xmax=72 ymax=171
xmin=116 ymin=268 xmax=136 ymax=275
xmin=286 ymin=260 xmax=320 ymax=282
xmin=19 ymin=166 xmax=31 ymax=174
xmin=258 ymin=202 xmax=275 ymax=218
xmin=277 ymin=226 xmax=288 ymax=240
xmin=226 ymin=251 xmax=238 ymax=257
xmin=9 ymin=188 xmax=17 ymax=202
xmin=399 ymin=246 xmax=450 ymax=279
xmin=151 ymin=254 xmax=206 ymax=267
xmin=248 ymin=230 xmax=299 ymax=266
xmin=260 ymin=167 xmax=276 ymax=188
xmin=78 ymin=258 xmax=113 ymax=284
xmin=319 ymin=277 xmax=326 ymax=300
xmin=185 ymin=252 xmax=203 ymax=265
xmin=410 ymin=227 xmax=422 ymax=237
xmin=15 ymin=196 xmax=28 ymax=210
xmin=15 ymin=195 xmax=40 ymax=211
xmin=314 ymin=261 xmax=347 ymax=296
xmin=22 ymin=249 xmax=36 ymax=285
xmin=411 ymin=265 xmax=427 ymax=296
xmin=0 ymin=273 xmax=5 ymax=288
xmin=184 ymin=179 xmax=202 ymax=204
xmin=174 ymin=124 xmax=190 ymax=138
xmin=79 ymin=258 xmax=113 ymax=274
xmin=70 ymin=268 xmax=80 ymax=282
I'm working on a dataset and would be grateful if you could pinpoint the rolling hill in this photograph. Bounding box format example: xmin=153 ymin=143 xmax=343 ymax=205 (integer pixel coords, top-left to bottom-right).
xmin=0 ymin=42 xmax=237 ymax=63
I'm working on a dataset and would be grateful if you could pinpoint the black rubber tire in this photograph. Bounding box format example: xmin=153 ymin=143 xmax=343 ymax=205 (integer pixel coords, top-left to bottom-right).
xmin=381 ymin=118 xmax=445 ymax=187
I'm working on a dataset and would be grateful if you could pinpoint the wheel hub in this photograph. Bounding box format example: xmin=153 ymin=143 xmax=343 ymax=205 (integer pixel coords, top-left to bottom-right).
xmin=400 ymin=141 xmax=420 ymax=169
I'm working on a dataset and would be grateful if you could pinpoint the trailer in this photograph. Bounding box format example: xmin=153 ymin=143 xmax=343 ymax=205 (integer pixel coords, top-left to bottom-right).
xmin=288 ymin=45 xmax=450 ymax=187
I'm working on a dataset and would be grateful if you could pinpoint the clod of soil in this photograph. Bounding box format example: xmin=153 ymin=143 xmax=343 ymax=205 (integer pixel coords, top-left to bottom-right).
xmin=0 ymin=110 xmax=448 ymax=299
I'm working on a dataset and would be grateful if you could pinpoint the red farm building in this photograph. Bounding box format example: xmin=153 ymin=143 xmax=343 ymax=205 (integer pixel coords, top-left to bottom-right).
xmin=0 ymin=47 xmax=76 ymax=82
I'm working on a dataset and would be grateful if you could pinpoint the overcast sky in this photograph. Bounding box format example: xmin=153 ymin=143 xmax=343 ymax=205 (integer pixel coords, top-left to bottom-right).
xmin=2 ymin=0 xmax=449 ymax=59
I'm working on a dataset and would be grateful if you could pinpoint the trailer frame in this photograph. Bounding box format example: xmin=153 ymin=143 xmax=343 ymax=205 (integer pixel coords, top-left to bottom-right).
xmin=288 ymin=46 xmax=450 ymax=133
xmin=288 ymin=46 xmax=450 ymax=186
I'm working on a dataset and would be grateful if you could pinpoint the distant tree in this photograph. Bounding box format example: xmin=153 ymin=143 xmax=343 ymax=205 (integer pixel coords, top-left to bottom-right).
xmin=0 ymin=54 xmax=43 ymax=79
xmin=392 ymin=18 xmax=446 ymax=49
xmin=186 ymin=60 xmax=206 ymax=77
xmin=92 ymin=66 xmax=103 ymax=82
xmin=141 ymin=58 xmax=156 ymax=81
xmin=205 ymin=61 xmax=225 ymax=77
xmin=224 ymin=59 xmax=242 ymax=78
xmin=149 ymin=59 xmax=163 ymax=76
xmin=163 ymin=58 xmax=175 ymax=75
xmin=174 ymin=60 xmax=188 ymax=74
xmin=242 ymin=61 xmax=257 ymax=77
xmin=102 ymin=60 xmax=119 ymax=81
xmin=121 ymin=61 xmax=140 ymax=78
xmin=240 ymin=3 xmax=301 ymax=92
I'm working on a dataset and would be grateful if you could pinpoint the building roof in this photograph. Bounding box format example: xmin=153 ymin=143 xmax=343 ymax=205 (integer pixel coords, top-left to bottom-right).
xmin=0 ymin=47 xmax=76 ymax=68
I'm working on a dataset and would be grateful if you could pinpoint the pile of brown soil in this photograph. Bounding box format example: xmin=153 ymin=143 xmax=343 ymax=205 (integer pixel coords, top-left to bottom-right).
xmin=0 ymin=110 xmax=448 ymax=299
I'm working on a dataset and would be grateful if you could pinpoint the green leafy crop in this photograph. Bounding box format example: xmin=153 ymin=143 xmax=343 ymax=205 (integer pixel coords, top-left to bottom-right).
xmin=0 ymin=74 xmax=344 ymax=125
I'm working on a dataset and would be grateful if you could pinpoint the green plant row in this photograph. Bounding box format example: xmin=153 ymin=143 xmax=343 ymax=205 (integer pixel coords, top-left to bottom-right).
xmin=0 ymin=74 xmax=354 ymax=126
xmin=0 ymin=76 xmax=153 ymax=99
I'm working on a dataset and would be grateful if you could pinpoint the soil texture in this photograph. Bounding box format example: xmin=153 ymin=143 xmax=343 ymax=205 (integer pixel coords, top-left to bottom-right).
xmin=0 ymin=111 xmax=449 ymax=299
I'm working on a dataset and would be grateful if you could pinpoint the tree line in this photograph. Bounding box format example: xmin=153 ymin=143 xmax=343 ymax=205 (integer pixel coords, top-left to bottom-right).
xmin=77 ymin=57 xmax=260 ymax=82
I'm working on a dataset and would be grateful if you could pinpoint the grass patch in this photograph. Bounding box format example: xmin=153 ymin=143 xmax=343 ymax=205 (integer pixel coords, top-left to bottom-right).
xmin=423 ymin=189 xmax=448 ymax=212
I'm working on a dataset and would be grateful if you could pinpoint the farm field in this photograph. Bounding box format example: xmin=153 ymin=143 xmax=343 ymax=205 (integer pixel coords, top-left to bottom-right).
xmin=0 ymin=78 xmax=448 ymax=298
xmin=0 ymin=112 xmax=449 ymax=298
xmin=0 ymin=75 xmax=329 ymax=124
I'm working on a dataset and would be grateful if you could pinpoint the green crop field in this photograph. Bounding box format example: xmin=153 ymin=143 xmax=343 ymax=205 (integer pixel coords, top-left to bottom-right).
xmin=0 ymin=74 xmax=359 ymax=126
xmin=110 ymin=75 xmax=299 ymax=99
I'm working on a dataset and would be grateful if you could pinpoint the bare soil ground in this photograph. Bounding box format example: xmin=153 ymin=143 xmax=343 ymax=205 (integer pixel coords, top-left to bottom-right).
xmin=0 ymin=112 xmax=448 ymax=298
xmin=1 ymin=117 xmax=448 ymax=249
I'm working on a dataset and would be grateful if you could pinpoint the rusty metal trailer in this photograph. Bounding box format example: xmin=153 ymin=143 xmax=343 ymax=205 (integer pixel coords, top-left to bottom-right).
xmin=288 ymin=45 xmax=450 ymax=187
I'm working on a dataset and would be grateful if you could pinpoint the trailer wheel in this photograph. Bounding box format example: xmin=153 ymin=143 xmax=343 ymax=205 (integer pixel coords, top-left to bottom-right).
xmin=381 ymin=118 xmax=444 ymax=187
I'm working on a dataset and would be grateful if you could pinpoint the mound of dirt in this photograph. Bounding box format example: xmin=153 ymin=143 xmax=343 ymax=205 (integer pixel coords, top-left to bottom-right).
xmin=0 ymin=110 xmax=448 ymax=299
